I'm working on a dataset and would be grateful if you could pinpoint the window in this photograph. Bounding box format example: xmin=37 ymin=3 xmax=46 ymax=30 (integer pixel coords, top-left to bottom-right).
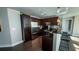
xmin=31 ymin=22 xmax=38 ymax=27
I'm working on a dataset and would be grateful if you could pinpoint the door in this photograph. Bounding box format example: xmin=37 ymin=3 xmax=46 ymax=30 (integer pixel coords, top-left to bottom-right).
xmin=62 ymin=20 xmax=69 ymax=32
xmin=62 ymin=18 xmax=73 ymax=35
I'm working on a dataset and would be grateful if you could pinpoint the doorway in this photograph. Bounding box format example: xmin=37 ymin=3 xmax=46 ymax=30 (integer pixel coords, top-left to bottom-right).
xmin=62 ymin=17 xmax=74 ymax=35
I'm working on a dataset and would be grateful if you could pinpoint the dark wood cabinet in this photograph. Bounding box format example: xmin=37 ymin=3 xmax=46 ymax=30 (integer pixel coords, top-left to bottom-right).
xmin=42 ymin=35 xmax=53 ymax=51
xmin=20 ymin=14 xmax=32 ymax=42
xmin=39 ymin=17 xmax=58 ymax=25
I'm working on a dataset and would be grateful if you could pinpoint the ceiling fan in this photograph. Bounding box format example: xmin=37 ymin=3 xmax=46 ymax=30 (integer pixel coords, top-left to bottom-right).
xmin=57 ymin=7 xmax=69 ymax=15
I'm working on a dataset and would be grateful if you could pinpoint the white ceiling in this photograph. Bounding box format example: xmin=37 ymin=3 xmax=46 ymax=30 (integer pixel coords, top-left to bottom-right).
xmin=10 ymin=7 xmax=79 ymax=18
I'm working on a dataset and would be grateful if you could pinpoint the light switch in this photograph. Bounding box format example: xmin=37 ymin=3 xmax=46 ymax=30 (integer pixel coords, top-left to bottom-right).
xmin=12 ymin=27 xmax=16 ymax=31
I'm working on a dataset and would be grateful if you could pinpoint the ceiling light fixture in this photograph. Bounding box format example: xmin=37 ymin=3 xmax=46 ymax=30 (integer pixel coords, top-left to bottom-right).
xmin=57 ymin=7 xmax=69 ymax=15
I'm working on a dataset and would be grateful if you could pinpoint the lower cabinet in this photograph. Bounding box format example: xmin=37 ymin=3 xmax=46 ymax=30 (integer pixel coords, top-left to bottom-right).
xmin=42 ymin=36 xmax=53 ymax=51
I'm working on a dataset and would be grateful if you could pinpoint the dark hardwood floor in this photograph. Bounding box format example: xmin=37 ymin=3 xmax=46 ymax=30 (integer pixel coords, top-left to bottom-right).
xmin=0 ymin=37 xmax=42 ymax=51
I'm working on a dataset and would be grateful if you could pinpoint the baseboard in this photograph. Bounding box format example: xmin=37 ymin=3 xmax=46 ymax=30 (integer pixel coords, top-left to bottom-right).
xmin=0 ymin=40 xmax=24 ymax=48
xmin=11 ymin=40 xmax=24 ymax=47
xmin=0 ymin=44 xmax=12 ymax=48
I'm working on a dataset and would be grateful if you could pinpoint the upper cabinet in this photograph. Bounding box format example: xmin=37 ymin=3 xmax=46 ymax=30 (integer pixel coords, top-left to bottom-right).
xmin=39 ymin=17 xmax=59 ymax=25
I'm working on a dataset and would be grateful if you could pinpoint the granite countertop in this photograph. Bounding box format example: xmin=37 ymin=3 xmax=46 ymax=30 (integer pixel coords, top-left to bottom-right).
xmin=43 ymin=28 xmax=62 ymax=34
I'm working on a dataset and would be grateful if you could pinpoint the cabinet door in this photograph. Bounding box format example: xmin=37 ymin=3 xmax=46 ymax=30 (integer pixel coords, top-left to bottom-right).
xmin=21 ymin=14 xmax=32 ymax=42
xmin=42 ymin=36 xmax=53 ymax=51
